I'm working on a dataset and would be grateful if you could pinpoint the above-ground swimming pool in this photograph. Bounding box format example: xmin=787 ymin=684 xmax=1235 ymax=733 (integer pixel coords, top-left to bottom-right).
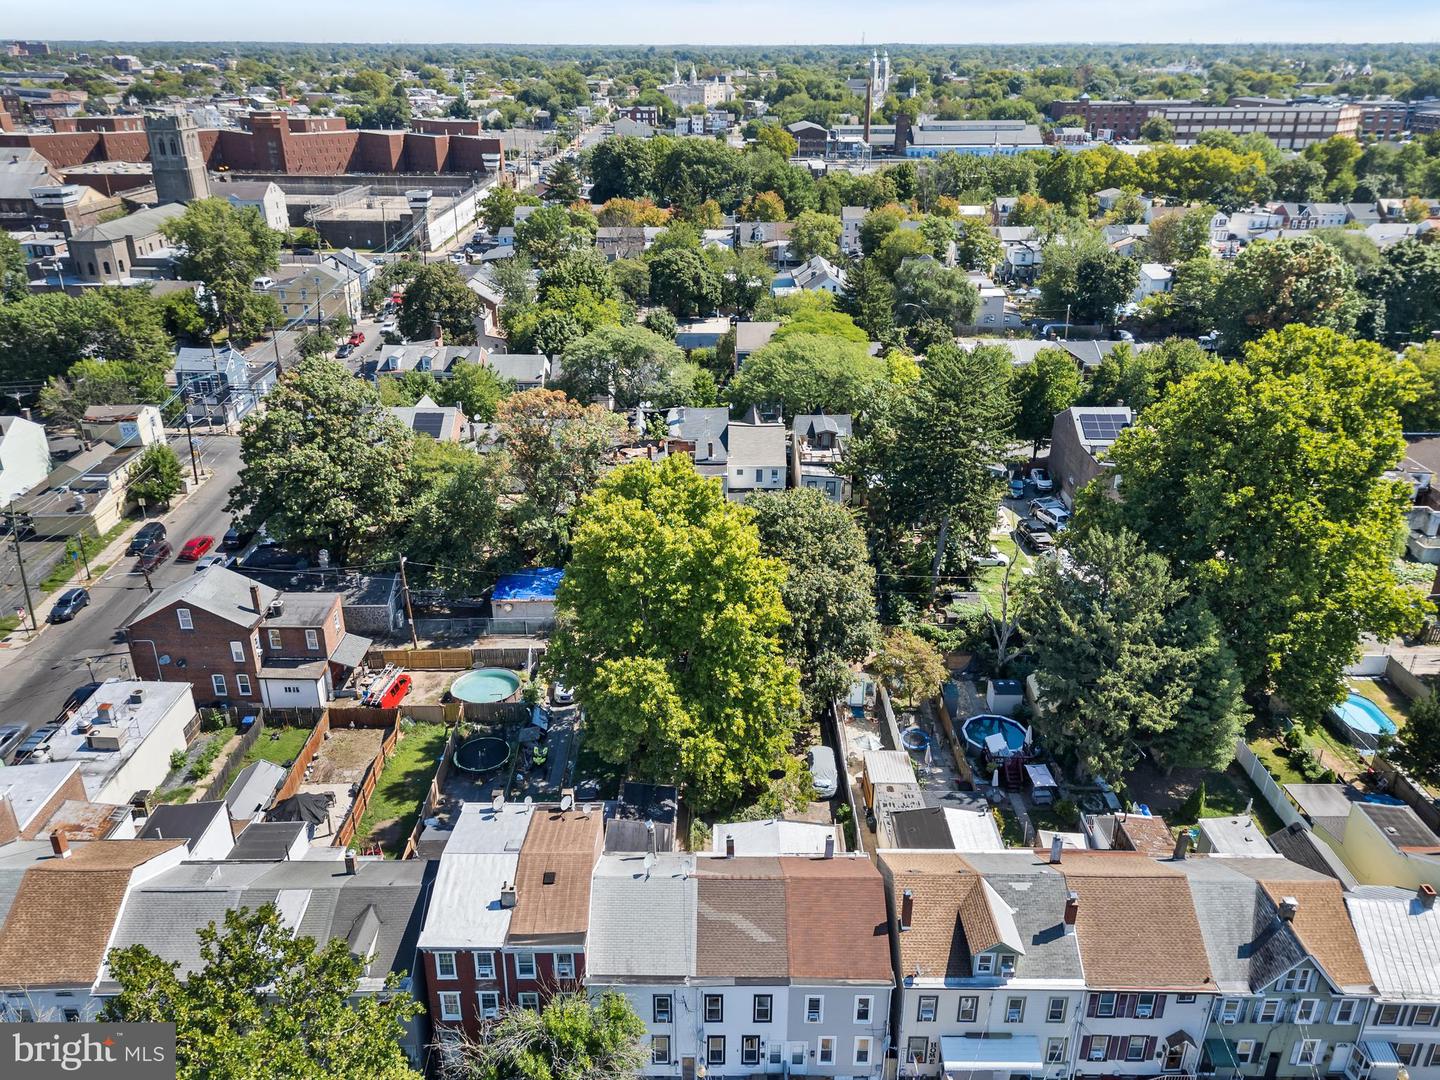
xmin=961 ymin=713 xmax=1029 ymax=754
xmin=450 ymin=667 xmax=521 ymax=704
xmin=1333 ymin=692 xmax=1398 ymax=737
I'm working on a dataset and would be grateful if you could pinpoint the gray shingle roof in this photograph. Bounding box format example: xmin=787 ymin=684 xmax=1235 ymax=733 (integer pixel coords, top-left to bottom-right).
xmin=587 ymin=853 xmax=697 ymax=979
xmin=228 ymin=821 xmax=306 ymax=860
xmin=128 ymin=567 xmax=277 ymax=629
xmin=71 ymin=202 xmax=186 ymax=244
xmin=951 ymin=852 xmax=1086 ymax=980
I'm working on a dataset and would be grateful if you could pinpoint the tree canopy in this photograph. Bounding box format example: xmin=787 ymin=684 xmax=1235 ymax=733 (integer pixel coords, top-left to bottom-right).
xmin=1210 ymin=235 xmax=1364 ymax=350
xmin=559 ymin=323 xmax=684 ymax=408
xmin=398 ymin=263 xmax=481 ymax=344
xmin=728 ymin=334 xmax=889 ymax=419
xmin=161 ymin=198 xmax=283 ymax=337
xmin=435 ymin=992 xmax=646 ymax=1080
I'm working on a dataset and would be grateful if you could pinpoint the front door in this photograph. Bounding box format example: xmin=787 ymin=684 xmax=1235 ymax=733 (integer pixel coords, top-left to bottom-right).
xmin=768 ymin=1043 xmax=784 ymax=1074
xmin=786 ymin=1042 xmax=808 ymax=1073
xmin=1265 ymin=1053 xmax=1281 ymax=1080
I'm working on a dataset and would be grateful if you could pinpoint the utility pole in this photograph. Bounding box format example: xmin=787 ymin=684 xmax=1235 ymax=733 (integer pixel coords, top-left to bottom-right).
xmin=70 ymin=532 xmax=93 ymax=582
xmin=140 ymin=564 xmax=155 ymax=594
xmin=397 ymin=555 xmax=419 ymax=650
xmin=8 ymin=509 xmax=36 ymax=637
xmin=183 ymin=415 xmax=201 ymax=484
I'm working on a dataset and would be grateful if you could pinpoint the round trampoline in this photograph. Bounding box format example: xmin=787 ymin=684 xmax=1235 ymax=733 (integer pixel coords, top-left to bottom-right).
xmin=450 ymin=668 xmax=521 ymax=704
xmin=901 ymin=727 xmax=930 ymax=751
xmin=453 ymin=736 xmax=511 ymax=774
xmin=961 ymin=713 xmax=1030 ymax=755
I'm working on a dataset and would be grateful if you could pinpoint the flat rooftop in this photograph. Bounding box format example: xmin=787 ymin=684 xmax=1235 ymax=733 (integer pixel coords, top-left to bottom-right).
xmin=38 ymin=680 xmax=191 ymax=800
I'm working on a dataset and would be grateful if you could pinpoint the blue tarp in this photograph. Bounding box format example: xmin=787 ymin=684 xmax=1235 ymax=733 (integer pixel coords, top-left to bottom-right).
xmin=494 ymin=568 xmax=564 ymax=602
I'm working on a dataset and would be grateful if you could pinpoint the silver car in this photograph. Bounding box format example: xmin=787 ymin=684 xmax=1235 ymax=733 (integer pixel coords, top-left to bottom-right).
xmin=808 ymin=745 xmax=838 ymax=799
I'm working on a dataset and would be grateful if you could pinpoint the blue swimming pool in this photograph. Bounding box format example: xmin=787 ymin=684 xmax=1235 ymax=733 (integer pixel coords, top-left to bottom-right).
xmin=1333 ymin=692 xmax=1398 ymax=737
xmin=961 ymin=713 xmax=1029 ymax=754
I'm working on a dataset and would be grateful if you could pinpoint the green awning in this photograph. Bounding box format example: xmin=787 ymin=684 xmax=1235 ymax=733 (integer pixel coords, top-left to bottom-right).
xmin=1203 ymin=1038 xmax=1239 ymax=1070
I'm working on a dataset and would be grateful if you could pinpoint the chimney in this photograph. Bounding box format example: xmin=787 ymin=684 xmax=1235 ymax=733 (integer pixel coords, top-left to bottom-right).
xmin=824 ymin=833 xmax=836 ymax=859
xmin=1049 ymin=834 xmax=1064 ymax=864
xmin=1419 ymin=883 xmax=1437 ymax=910
xmin=50 ymin=830 xmax=71 ymax=859
xmin=1063 ymin=890 xmax=1079 ymax=933
xmin=1172 ymin=831 xmax=1192 ymax=861
xmin=344 ymin=850 xmax=358 ymax=875
xmin=250 ymin=584 xmax=263 ymax=615
xmin=96 ymin=702 xmax=114 ymax=724
xmin=500 ymin=882 xmax=518 ymax=908
xmin=900 ymin=888 xmax=914 ymax=930
xmin=1279 ymin=896 xmax=1299 ymax=923
xmin=725 ymin=834 xmax=735 ymax=859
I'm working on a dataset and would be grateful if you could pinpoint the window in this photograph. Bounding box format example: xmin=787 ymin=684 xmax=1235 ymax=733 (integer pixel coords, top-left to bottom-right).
xmin=907 ymin=1038 xmax=929 ymax=1065
xmin=478 ymin=992 xmax=499 ymax=1019
xmin=1097 ymin=992 xmax=1117 ymax=1018
xmin=818 ymin=1037 xmax=836 ymax=1065
xmin=1006 ymin=997 xmax=1025 ymax=1023
xmin=1235 ymin=1040 xmax=1258 ymax=1065
xmin=958 ymin=996 xmax=978 ymax=1023
xmin=1427 ymin=1045 xmax=1440 ymax=1068
xmin=755 ymin=469 xmax=763 ymax=481
xmin=854 ymin=996 xmax=872 ymax=1024
xmin=753 ymin=994 xmax=772 ymax=1023
xmin=435 ymin=952 xmax=457 ymax=979
xmin=791 ymin=1045 xmax=807 ymax=1067
xmin=999 ymin=953 xmax=1017 ymax=977
xmin=1124 ymin=1036 xmax=1147 ymax=1062
xmin=177 ymin=608 xmax=194 ymax=630
xmin=653 ymin=995 xmax=672 ymax=1024
xmin=474 ymin=952 xmax=495 ymax=979
xmin=1047 ymin=997 xmax=1066 ymax=1023
xmin=212 ymin=674 xmax=228 ymax=697
xmin=1332 ymin=999 xmax=1358 ymax=1025
xmin=229 ymin=640 xmax=245 ymax=662
xmin=770 ymin=469 xmax=780 ymax=482
xmin=334 ymin=610 xmax=341 ymax=633
xmin=1258 ymin=999 xmax=1281 ymax=1023
xmin=1396 ymin=1045 xmax=1420 ymax=1067
xmin=1136 ymin=993 xmax=1156 ymax=1019
xmin=917 ymin=996 xmax=938 ymax=1023
xmin=438 ymin=991 xmax=462 ymax=1020
xmin=554 ymin=953 xmax=575 ymax=979
xmin=1220 ymin=998 xmax=1242 ymax=1024
xmin=975 ymin=954 xmax=995 ymax=975
xmin=1046 ymin=1039 xmax=1068 ymax=1065
xmin=515 ymin=951 xmax=536 ymax=979
xmin=855 ymin=1037 xmax=873 ymax=1066
xmin=705 ymin=995 xmax=724 ymax=1023
xmin=305 ymin=628 xmax=320 ymax=651
xmin=1295 ymin=999 xmax=1321 ymax=1025
xmin=651 ymin=1036 xmax=671 ymax=1065
xmin=1377 ymin=1004 xmax=1404 ymax=1026
xmin=62 ymin=1009 xmax=80 ymax=1022
xmin=806 ymin=996 xmax=823 ymax=1024
xmin=1295 ymin=1040 xmax=1321 ymax=1066
xmin=518 ymin=993 xmax=539 ymax=1011
xmin=235 ymin=674 xmax=252 ymax=697
xmin=1278 ymin=967 xmax=1314 ymax=993
xmin=1414 ymin=1005 xmax=1437 ymax=1026
xmin=707 ymin=1036 xmax=725 ymax=1066
xmin=268 ymin=629 xmax=282 ymax=650
xmin=1177 ymin=994 xmax=1197 ymax=1004
xmin=742 ymin=1036 xmax=761 ymax=1066
xmin=1089 ymin=1037 xmax=1108 ymax=1062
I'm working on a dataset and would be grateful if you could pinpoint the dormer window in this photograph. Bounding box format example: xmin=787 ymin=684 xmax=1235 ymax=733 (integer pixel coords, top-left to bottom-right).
xmin=999 ymin=954 xmax=1017 ymax=977
xmin=975 ymin=954 xmax=995 ymax=975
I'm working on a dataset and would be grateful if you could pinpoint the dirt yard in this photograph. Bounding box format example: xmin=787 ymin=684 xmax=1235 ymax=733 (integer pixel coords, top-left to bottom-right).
xmin=307 ymin=728 xmax=385 ymax=784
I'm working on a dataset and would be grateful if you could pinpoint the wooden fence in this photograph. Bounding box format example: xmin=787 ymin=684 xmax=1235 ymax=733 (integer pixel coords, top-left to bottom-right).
xmin=275 ymin=712 xmax=331 ymax=803
xmin=931 ymin=687 xmax=974 ymax=786
xmin=327 ymin=706 xmax=400 ymax=728
xmin=400 ymin=725 xmax=462 ymax=860
xmin=334 ymin=719 xmax=402 ymax=849
xmin=363 ymin=646 xmax=546 ymax=672
xmin=200 ymin=716 xmax=267 ymax=802
xmin=403 ymin=702 xmax=464 ymax=725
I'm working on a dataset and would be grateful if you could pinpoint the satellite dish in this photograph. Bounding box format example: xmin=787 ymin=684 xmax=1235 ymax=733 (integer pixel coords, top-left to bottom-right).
xmin=582 ymin=803 xmax=593 ymax=817
xmin=643 ymin=851 xmax=656 ymax=876
xmin=491 ymin=793 xmax=505 ymax=812
xmin=159 ymin=655 xmax=172 ymax=665
xmin=560 ymin=793 xmax=574 ymax=812
xmin=523 ymin=795 xmax=534 ymax=807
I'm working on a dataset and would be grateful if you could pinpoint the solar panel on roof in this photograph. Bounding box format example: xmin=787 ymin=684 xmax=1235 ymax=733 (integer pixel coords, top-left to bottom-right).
xmin=1077 ymin=412 xmax=1131 ymax=442
xmin=412 ymin=412 xmax=448 ymax=438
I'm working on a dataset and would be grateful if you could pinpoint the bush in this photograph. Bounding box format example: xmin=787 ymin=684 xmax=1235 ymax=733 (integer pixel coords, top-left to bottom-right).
xmin=1052 ymin=799 xmax=1078 ymax=828
xmin=169 ymin=749 xmax=188 ymax=773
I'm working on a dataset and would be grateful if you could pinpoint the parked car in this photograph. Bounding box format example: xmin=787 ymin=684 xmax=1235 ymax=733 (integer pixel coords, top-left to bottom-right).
xmin=1007 ymin=476 xmax=1026 ymax=499
xmin=292 ymin=246 xmax=316 ymax=256
xmin=1016 ymin=517 xmax=1055 ymax=551
xmin=0 ymin=724 xmax=26 ymax=764
xmin=973 ymin=547 xmax=1008 ymax=568
xmin=194 ymin=554 xmax=235 ymax=572
xmin=221 ymin=525 xmax=255 ymax=551
xmin=808 ymin=745 xmax=838 ymax=799
xmin=552 ymin=682 xmax=574 ymax=706
xmin=348 ymin=331 xmax=365 ymax=346
xmin=378 ymin=673 xmax=412 ymax=709
xmin=1030 ymin=468 xmax=1054 ymax=493
xmin=1032 ymin=503 xmax=1070 ymax=531
xmin=128 ymin=521 xmax=167 ymax=555
xmin=48 ymin=587 xmax=89 ymax=623
xmin=178 ymin=535 xmax=216 ymax=562
xmin=336 ymin=343 xmax=355 ymax=359
xmin=135 ymin=541 xmax=173 ymax=572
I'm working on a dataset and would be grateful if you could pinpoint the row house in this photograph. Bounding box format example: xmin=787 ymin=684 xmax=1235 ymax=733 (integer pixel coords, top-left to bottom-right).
xmin=1346 ymin=885 xmax=1440 ymax=1080
xmin=417 ymin=801 xmax=603 ymax=1039
xmin=586 ymin=851 xmax=893 ymax=1080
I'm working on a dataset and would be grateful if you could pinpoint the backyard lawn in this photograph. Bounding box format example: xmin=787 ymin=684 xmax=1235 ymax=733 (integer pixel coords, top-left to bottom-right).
xmin=354 ymin=722 xmax=450 ymax=856
xmin=975 ymin=532 xmax=1034 ymax=616
xmin=242 ymin=724 xmax=313 ymax=769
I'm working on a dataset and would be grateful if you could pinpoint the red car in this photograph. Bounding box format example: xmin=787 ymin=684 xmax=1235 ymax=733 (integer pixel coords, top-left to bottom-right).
xmin=347 ymin=330 xmax=366 ymax=346
xmin=177 ymin=535 xmax=215 ymax=562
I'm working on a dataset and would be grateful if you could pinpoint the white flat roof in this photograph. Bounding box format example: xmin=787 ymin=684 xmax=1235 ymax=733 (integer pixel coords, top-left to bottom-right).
xmin=40 ymin=680 xmax=191 ymax=800
xmin=711 ymin=818 xmax=839 ymax=856
xmin=942 ymin=1035 xmax=1044 ymax=1070
xmin=417 ymin=851 xmax=519 ymax=949
xmin=863 ymin=749 xmax=917 ymax=786
xmin=0 ymin=761 xmax=83 ymax=832
xmin=1346 ymin=889 xmax=1440 ymax=999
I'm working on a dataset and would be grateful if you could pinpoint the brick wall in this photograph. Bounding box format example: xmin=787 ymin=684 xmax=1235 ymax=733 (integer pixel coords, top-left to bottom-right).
xmin=424 ymin=946 xmax=585 ymax=1036
xmin=128 ymin=601 xmax=263 ymax=706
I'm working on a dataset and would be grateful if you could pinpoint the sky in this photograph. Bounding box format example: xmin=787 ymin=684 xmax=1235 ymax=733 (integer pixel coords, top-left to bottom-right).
xmin=11 ymin=1 xmax=1440 ymax=46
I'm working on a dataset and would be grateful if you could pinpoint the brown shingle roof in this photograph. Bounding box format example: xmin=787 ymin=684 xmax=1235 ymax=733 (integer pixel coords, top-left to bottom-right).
xmin=1060 ymin=851 xmax=1213 ymax=990
xmin=1257 ymin=880 xmax=1373 ymax=992
xmin=506 ymin=808 xmax=603 ymax=944
xmin=696 ymin=857 xmax=788 ymax=978
xmin=781 ymin=857 xmax=891 ymax=981
xmin=882 ymin=852 xmax=981 ymax=980
xmin=0 ymin=840 xmax=183 ymax=989
xmin=1115 ymin=815 xmax=1174 ymax=858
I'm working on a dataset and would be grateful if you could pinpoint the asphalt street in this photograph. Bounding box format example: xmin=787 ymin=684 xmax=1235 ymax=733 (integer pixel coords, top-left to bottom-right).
xmin=0 ymin=434 xmax=244 ymax=737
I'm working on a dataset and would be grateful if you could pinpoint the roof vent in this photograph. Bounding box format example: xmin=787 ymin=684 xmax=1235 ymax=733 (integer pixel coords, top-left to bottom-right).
xmin=542 ymin=870 xmax=556 ymax=886
xmin=1049 ymin=833 xmax=1064 ymax=864
xmin=500 ymin=882 xmax=517 ymax=908
xmin=1278 ymin=896 xmax=1299 ymax=923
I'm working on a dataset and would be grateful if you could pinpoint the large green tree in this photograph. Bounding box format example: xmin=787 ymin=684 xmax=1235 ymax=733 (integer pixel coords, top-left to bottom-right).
xmin=228 ymin=357 xmax=413 ymax=561
xmin=893 ymin=259 xmax=979 ymax=328
xmin=435 ymin=992 xmax=645 ymax=1080
xmin=648 ymin=248 xmax=721 ymax=319
xmin=0 ymin=232 xmax=26 ymax=303
xmin=1012 ymin=348 xmax=1082 ymax=451
xmin=838 ymin=257 xmax=896 ymax=340
xmin=789 ymin=209 xmax=842 ymax=263
xmin=1038 ymin=241 xmax=1139 ymax=326
xmin=729 ymin=334 xmax=889 ymax=419
xmin=161 ymin=198 xmax=282 ymax=335
xmin=1362 ymin=239 xmax=1440 ymax=342
xmin=436 ymin=360 xmax=511 ymax=421
xmin=0 ymin=287 xmax=172 ymax=384
xmin=396 ymin=440 xmax=505 ymax=594
xmin=748 ymin=488 xmax=880 ymax=715
xmin=1210 ymin=235 xmax=1364 ymax=350
xmin=128 ymin=442 xmax=185 ymax=507
xmin=559 ymin=324 xmax=684 ymax=408
xmin=547 ymin=454 xmax=802 ymax=811
xmin=103 ymin=905 xmax=421 ymax=1080
xmin=397 ymin=263 xmax=481 ymax=344
xmin=1020 ymin=526 xmax=1246 ymax=778
xmin=1092 ymin=326 xmax=1427 ymax=719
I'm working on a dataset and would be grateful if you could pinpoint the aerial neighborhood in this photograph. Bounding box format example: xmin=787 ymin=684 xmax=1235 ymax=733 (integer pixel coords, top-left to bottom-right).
xmin=3 ymin=24 xmax=1440 ymax=1080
